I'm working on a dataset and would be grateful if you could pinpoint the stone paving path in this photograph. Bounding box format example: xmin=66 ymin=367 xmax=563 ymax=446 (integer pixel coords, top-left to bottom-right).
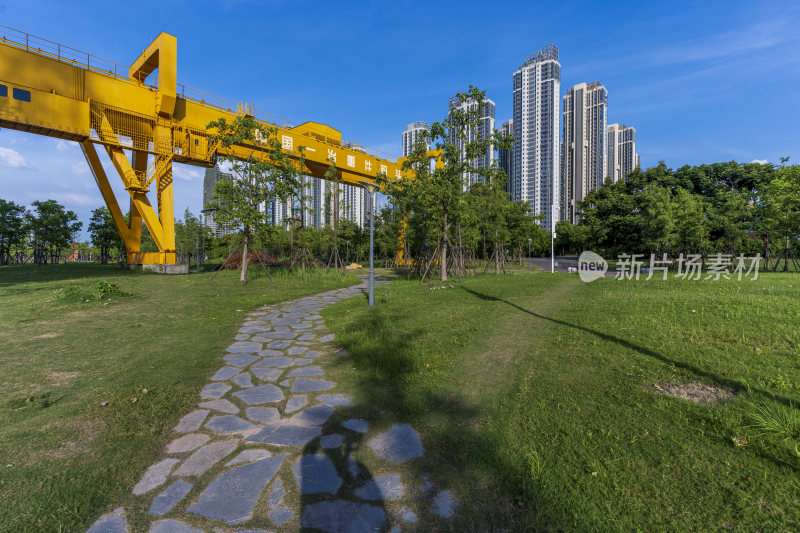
xmin=88 ymin=283 xmax=457 ymax=533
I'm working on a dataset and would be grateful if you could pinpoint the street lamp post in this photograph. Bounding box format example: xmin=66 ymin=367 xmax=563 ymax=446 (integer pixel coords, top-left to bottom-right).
xmin=551 ymin=207 xmax=555 ymax=273
xmin=358 ymin=180 xmax=379 ymax=306
xmin=528 ymin=238 xmax=532 ymax=271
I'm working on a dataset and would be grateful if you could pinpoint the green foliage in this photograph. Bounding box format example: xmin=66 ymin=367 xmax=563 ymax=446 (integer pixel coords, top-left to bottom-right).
xmin=52 ymin=280 xmax=134 ymax=306
xmin=561 ymin=160 xmax=799 ymax=259
xmin=174 ymin=208 xmax=211 ymax=263
xmin=206 ymin=115 xmax=307 ymax=283
xmin=88 ymin=207 xmax=123 ymax=263
xmin=380 ymin=86 xmax=517 ymax=279
xmin=745 ymin=400 xmax=800 ymax=442
xmin=25 ymin=199 xmax=82 ymax=264
xmin=0 ymin=198 xmax=27 ymax=265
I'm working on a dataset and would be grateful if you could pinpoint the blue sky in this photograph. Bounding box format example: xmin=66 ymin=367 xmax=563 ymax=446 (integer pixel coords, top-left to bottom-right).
xmin=1 ymin=0 xmax=799 ymax=239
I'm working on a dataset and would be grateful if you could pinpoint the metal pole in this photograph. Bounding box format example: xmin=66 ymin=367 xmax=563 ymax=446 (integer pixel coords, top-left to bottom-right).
xmin=528 ymin=238 xmax=531 ymax=271
xmin=551 ymin=208 xmax=555 ymax=273
xmin=368 ymin=190 xmax=375 ymax=306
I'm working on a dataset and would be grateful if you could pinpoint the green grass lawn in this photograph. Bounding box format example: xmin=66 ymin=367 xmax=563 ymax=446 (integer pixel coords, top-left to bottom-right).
xmin=322 ymin=273 xmax=800 ymax=531
xmin=0 ymin=263 xmax=359 ymax=532
xmin=2 ymin=264 xmax=799 ymax=532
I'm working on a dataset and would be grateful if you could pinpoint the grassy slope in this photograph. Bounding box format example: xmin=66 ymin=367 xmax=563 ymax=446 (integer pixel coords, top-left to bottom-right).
xmin=322 ymin=273 xmax=800 ymax=531
xmin=0 ymin=264 xmax=359 ymax=532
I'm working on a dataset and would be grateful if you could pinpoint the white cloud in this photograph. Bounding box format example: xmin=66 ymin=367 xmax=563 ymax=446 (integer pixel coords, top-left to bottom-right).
xmin=55 ymin=140 xmax=71 ymax=152
xmin=44 ymin=192 xmax=100 ymax=206
xmin=0 ymin=146 xmax=29 ymax=168
xmin=71 ymin=161 xmax=89 ymax=176
xmin=750 ymin=159 xmax=769 ymax=165
xmin=174 ymin=166 xmax=203 ymax=182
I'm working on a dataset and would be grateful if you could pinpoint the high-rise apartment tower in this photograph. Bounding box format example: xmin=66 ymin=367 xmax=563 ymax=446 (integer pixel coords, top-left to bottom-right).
xmin=511 ymin=44 xmax=561 ymax=231
xmin=561 ymin=81 xmax=608 ymax=224
xmin=606 ymin=123 xmax=639 ymax=183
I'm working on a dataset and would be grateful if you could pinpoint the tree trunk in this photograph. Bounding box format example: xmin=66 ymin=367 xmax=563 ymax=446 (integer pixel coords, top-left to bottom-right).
xmin=785 ymin=235 xmax=790 ymax=273
xmin=440 ymin=213 xmax=448 ymax=282
xmin=494 ymin=227 xmax=500 ymax=275
xmin=241 ymin=226 xmax=249 ymax=284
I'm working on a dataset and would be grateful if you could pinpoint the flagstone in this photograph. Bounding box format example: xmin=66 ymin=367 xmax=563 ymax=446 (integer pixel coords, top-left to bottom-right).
xmin=198 ymin=399 xmax=239 ymax=414
xmin=292 ymin=378 xmax=334 ymax=393
xmin=166 ymin=433 xmax=210 ymax=454
xmin=200 ymin=383 xmax=231 ymax=400
xmin=173 ymin=440 xmax=239 ymax=477
xmin=246 ymin=424 xmax=322 ymax=446
xmin=367 ymin=424 xmax=424 ymax=463
xmin=226 ymin=341 xmax=262 ymax=353
xmin=245 ymin=406 xmax=280 ymax=424
xmin=148 ymin=480 xmax=193 ymax=516
xmin=233 ymin=384 xmax=283 ymax=405
xmin=86 ymin=507 xmax=127 ymax=533
xmin=133 ymin=458 xmax=179 ymax=495
xmin=187 ymin=455 xmax=286 ymax=524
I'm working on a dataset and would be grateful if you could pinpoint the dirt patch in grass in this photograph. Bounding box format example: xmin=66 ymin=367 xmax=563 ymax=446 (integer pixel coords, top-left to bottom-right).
xmin=32 ymin=333 xmax=61 ymax=339
xmin=655 ymin=381 xmax=734 ymax=405
xmin=46 ymin=371 xmax=81 ymax=385
xmin=42 ymin=419 xmax=102 ymax=460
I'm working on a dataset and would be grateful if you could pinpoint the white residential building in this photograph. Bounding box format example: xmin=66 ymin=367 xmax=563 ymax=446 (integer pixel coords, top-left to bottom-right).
xmin=512 ymin=44 xmax=561 ymax=231
xmin=606 ymin=123 xmax=640 ymax=183
xmin=562 ymin=81 xmax=608 ymax=224
xmin=202 ymin=165 xmax=233 ymax=237
xmin=448 ymin=96 xmax=496 ymax=189
xmin=273 ymin=177 xmax=374 ymax=230
xmin=402 ymin=121 xmax=431 ymax=157
xmin=499 ymin=118 xmax=514 ymax=191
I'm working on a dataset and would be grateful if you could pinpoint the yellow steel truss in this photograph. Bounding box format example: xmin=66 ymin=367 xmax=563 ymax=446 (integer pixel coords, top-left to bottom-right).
xmin=0 ymin=25 xmax=414 ymax=264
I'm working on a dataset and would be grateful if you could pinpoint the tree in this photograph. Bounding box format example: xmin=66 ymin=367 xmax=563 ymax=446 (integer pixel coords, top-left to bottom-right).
xmin=0 ymin=199 xmax=26 ymax=265
xmin=640 ymin=184 xmax=674 ymax=253
xmin=554 ymin=220 xmax=575 ymax=255
xmin=323 ymin=162 xmax=345 ymax=270
xmin=710 ymin=189 xmax=748 ymax=253
xmin=174 ymin=208 xmax=205 ymax=264
xmin=88 ymin=207 xmax=123 ymax=263
xmin=382 ymin=86 xmax=510 ymax=281
xmin=26 ymin=200 xmax=82 ymax=264
xmin=207 ymin=116 xmax=306 ymax=283
xmin=764 ymin=164 xmax=800 ymax=270
xmin=671 ymin=187 xmax=708 ymax=253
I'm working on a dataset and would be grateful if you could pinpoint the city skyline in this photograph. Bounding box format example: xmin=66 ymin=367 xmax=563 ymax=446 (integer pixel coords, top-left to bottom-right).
xmin=1 ymin=1 xmax=797 ymax=240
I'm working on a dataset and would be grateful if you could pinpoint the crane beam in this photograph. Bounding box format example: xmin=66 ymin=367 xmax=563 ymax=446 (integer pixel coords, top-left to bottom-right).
xmin=0 ymin=26 xmax=407 ymax=264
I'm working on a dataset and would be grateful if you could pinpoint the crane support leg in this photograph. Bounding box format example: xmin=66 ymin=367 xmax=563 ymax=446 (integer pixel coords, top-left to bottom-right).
xmin=81 ymin=139 xmax=176 ymax=264
xmin=81 ymin=140 xmax=137 ymax=253
xmin=155 ymin=153 xmax=176 ymax=255
xmin=129 ymin=150 xmax=146 ymax=251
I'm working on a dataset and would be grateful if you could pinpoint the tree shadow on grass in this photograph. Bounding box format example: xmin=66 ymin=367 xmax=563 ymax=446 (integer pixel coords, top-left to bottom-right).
xmin=460 ymin=287 xmax=799 ymax=410
xmin=319 ymin=293 xmax=543 ymax=531
xmin=460 ymin=286 xmax=800 ymax=476
xmin=0 ymin=263 xmax=137 ymax=288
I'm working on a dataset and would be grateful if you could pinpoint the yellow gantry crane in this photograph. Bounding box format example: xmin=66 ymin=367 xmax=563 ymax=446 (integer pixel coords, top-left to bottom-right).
xmin=0 ymin=26 xmax=409 ymax=264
